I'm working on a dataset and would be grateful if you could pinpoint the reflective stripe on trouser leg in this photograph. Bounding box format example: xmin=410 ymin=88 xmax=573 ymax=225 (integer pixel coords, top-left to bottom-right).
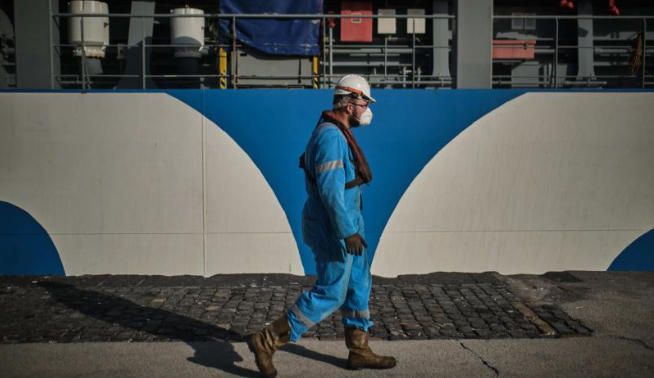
xmin=341 ymin=239 xmax=374 ymax=332
xmin=288 ymin=304 xmax=315 ymax=329
xmin=341 ymin=309 xmax=370 ymax=319
xmin=287 ymin=246 xmax=353 ymax=342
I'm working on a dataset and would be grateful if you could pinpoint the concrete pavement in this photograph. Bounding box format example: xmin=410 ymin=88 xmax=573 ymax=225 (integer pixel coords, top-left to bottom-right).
xmin=1 ymin=271 xmax=653 ymax=377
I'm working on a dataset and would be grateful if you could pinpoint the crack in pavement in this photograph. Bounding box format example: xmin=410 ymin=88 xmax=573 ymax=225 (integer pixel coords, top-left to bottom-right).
xmin=459 ymin=341 xmax=500 ymax=376
xmin=605 ymin=335 xmax=654 ymax=351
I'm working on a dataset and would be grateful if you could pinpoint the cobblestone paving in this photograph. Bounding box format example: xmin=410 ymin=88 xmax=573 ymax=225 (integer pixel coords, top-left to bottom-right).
xmin=0 ymin=274 xmax=592 ymax=343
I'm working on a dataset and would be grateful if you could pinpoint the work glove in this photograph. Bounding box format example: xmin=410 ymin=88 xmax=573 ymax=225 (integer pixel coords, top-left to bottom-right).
xmin=345 ymin=233 xmax=367 ymax=256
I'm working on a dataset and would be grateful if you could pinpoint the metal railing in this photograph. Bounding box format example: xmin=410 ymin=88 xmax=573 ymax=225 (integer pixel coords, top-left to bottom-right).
xmin=49 ymin=11 xmax=653 ymax=90
xmin=492 ymin=15 xmax=653 ymax=88
xmin=49 ymin=12 xmax=455 ymax=90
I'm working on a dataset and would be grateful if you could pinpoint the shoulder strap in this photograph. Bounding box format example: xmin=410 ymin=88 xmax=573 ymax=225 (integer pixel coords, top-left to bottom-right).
xmin=299 ymin=118 xmax=364 ymax=189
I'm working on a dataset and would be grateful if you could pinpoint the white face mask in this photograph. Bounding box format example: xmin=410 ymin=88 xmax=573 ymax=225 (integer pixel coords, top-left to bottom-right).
xmin=356 ymin=107 xmax=373 ymax=126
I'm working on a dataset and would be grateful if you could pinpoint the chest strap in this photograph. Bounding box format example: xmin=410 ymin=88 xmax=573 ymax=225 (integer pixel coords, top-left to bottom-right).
xmin=299 ymin=152 xmax=364 ymax=189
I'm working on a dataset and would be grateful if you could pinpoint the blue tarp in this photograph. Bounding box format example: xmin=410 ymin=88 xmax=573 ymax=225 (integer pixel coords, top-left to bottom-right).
xmin=219 ymin=0 xmax=322 ymax=56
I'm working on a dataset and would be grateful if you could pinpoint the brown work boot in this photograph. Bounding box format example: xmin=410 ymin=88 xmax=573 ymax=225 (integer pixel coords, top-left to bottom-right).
xmin=345 ymin=327 xmax=397 ymax=370
xmin=247 ymin=314 xmax=291 ymax=378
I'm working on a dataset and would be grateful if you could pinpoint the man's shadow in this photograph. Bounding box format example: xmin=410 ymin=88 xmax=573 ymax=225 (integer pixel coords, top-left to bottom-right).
xmin=38 ymin=281 xmax=346 ymax=376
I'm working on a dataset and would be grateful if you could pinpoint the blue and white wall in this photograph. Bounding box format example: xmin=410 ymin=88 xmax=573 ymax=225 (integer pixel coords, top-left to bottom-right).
xmin=1 ymin=90 xmax=652 ymax=276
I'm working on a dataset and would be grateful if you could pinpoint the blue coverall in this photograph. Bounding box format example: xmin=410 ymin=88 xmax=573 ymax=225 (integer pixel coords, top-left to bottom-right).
xmin=287 ymin=120 xmax=374 ymax=342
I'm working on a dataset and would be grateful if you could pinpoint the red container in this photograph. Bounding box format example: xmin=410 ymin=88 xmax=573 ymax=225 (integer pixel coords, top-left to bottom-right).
xmin=340 ymin=1 xmax=373 ymax=42
xmin=493 ymin=39 xmax=536 ymax=60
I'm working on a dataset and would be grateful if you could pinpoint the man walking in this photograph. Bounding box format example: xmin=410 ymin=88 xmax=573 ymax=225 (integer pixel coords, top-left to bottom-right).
xmin=248 ymin=74 xmax=396 ymax=377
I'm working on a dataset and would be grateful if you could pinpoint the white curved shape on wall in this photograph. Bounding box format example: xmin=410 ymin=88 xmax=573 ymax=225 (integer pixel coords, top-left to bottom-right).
xmin=0 ymin=93 xmax=301 ymax=275
xmin=373 ymin=93 xmax=654 ymax=276
xmin=203 ymin=109 xmax=303 ymax=275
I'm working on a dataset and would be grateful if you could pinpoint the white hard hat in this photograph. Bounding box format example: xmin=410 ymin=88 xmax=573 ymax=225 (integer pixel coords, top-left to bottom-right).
xmin=334 ymin=74 xmax=376 ymax=103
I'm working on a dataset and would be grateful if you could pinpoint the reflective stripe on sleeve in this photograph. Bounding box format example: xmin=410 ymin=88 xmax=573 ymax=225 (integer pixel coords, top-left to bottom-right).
xmin=315 ymin=160 xmax=344 ymax=175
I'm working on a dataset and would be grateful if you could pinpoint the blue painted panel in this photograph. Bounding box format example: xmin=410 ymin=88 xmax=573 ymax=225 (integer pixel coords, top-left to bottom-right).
xmin=0 ymin=201 xmax=65 ymax=276
xmin=169 ymin=89 xmax=525 ymax=275
xmin=608 ymin=229 xmax=654 ymax=271
xmin=1 ymin=89 xmax=651 ymax=275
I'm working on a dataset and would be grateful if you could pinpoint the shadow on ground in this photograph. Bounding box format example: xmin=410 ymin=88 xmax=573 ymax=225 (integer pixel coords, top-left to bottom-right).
xmin=38 ymin=282 xmax=257 ymax=376
xmin=37 ymin=282 xmax=345 ymax=377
